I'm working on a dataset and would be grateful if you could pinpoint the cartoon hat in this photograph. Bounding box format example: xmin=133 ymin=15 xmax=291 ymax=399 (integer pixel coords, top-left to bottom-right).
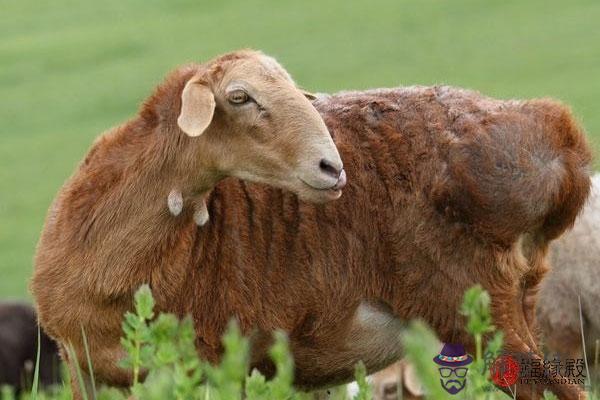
xmin=433 ymin=343 xmax=473 ymax=367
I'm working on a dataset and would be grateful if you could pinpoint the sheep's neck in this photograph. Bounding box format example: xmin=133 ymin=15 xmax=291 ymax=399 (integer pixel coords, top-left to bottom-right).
xmin=70 ymin=126 xmax=217 ymax=299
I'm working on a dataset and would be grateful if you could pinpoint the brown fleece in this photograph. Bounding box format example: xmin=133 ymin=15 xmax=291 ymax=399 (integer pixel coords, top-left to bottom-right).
xmin=32 ymin=64 xmax=591 ymax=399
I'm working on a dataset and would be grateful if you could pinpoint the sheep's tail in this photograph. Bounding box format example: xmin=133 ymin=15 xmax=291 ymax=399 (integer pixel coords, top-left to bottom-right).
xmin=432 ymin=99 xmax=593 ymax=247
xmin=521 ymin=99 xmax=593 ymax=242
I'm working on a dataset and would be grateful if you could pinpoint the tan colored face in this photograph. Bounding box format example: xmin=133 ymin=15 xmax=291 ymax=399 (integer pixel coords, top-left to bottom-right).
xmin=177 ymin=52 xmax=345 ymax=203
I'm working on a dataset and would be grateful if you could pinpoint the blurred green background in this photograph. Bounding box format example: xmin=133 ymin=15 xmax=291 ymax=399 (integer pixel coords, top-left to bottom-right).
xmin=1 ymin=0 xmax=599 ymax=299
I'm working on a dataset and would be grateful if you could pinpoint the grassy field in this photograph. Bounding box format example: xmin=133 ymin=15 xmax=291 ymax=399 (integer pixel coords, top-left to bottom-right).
xmin=1 ymin=0 xmax=599 ymax=299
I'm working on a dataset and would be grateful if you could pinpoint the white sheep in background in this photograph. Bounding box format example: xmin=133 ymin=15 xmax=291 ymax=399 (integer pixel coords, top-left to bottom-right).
xmin=537 ymin=173 xmax=600 ymax=361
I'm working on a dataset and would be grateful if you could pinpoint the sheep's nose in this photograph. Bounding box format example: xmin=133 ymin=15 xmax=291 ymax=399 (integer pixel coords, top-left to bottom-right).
xmin=319 ymin=159 xmax=346 ymax=191
xmin=319 ymin=158 xmax=343 ymax=179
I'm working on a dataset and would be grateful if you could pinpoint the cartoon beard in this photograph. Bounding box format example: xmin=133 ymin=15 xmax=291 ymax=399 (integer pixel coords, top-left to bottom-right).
xmin=441 ymin=378 xmax=466 ymax=394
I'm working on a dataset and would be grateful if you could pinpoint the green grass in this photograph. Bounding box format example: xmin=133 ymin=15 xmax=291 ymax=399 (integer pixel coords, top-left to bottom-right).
xmin=1 ymin=0 xmax=599 ymax=298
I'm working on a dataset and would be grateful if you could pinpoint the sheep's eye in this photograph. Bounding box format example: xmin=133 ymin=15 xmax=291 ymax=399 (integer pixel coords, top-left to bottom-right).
xmin=228 ymin=90 xmax=250 ymax=105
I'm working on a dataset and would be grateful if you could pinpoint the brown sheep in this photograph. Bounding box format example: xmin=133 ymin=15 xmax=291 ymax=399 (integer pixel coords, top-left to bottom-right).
xmin=0 ymin=303 xmax=61 ymax=394
xmin=31 ymin=50 xmax=592 ymax=400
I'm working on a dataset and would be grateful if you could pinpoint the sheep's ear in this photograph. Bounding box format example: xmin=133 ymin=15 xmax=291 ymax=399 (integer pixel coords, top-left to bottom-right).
xmin=177 ymin=77 xmax=215 ymax=137
xmin=403 ymin=361 xmax=425 ymax=396
xmin=300 ymin=89 xmax=317 ymax=101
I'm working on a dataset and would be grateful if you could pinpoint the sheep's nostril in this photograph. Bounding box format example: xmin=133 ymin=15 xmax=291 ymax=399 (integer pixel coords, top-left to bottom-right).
xmin=319 ymin=158 xmax=342 ymax=179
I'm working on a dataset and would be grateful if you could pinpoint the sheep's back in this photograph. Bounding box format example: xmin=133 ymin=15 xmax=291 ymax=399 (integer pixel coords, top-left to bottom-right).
xmin=314 ymin=86 xmax=592 ymax=247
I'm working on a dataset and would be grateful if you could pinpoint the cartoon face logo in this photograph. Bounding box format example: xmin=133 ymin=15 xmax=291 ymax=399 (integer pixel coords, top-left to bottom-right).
xmin=433 ymin=343 xmax=473 ymax=395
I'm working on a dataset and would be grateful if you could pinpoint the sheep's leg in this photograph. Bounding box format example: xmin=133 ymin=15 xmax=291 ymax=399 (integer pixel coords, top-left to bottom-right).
xmin=489 ymin=285 xmax=585 ymax=400
xmin=488 ymin=285 xmax=540 ymax=400
xmin=64 ymin=350 xmax=93 ymax=400
xmin=62 ymin=338 xmax=132 ymax=398
xmin=521 ymin=280 xmax=540 ymax=341
xmin=515 ymin=237 xmax=557 ymax=353
xmin=520 ymin=249 xmax=550 ymax=337
xmin=519 ymin=278 xmax=543 ymax=356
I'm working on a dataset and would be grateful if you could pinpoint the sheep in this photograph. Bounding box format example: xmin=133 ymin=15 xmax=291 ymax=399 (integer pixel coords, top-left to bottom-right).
xmin=537 ymin=173 xmax=600 ymax=361
xmin=0 ymin=303 xmax=61 ymax=394
xmin=31 ymin=50 xmax=592 ymax=400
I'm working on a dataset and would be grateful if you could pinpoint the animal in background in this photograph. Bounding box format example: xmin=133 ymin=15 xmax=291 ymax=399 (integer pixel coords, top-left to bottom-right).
xmin=0 ymin=303 xmax=61 ymax=393
xmin=537 ymin=173 xmax=600 ymax=361
xmin=347 ymin=359 xmax=424 ymax=400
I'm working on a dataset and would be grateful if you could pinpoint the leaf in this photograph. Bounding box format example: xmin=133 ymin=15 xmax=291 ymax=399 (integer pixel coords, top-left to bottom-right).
xmin=460 ymin=285 xmax=493 ymax=336
xmin=352 ymin=361 xmax=372 ymax=400
xmin=134 ymin=284 xmax=155 ymax=320
xmin=543 ymin=391 xmax=559 ymax=400
xmin=245 ymin=369 xmax=268 ymax=399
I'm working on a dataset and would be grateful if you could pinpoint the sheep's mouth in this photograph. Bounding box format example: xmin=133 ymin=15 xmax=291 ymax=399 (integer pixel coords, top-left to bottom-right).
xmin=298 ymin=179 xmax=343 ymax=201
xmin=299 ymin=169 xmax=346 ymax=194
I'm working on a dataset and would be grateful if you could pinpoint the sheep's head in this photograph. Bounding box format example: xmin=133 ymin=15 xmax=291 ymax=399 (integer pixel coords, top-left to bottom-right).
xmin=177 ymin=50 xmax=345 ymax=203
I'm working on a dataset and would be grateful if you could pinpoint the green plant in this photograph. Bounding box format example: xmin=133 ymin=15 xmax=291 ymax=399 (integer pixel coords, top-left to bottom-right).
xmin=30 ymin=329 xmax=41 ymax=400
xmin=8 ymin=284 xmax=598 ymax=400
xmin=351 ymin=361 xmax=372 ymax=400
xmin=1 ymin=285 xmax=375 ymax=400
xmin=403 ymin=286 xmax=506 ymax=400
xmin=1 ymin=387 xmax=15 ymax=400
xmin=115 ymin=285 xmax=372 ymax=400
